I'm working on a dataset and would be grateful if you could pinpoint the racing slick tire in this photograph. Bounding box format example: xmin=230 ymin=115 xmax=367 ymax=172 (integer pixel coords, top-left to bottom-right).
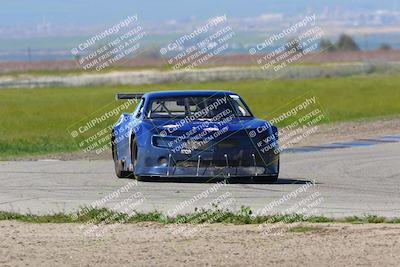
xmin=131 ymin=136 xmax=144 ymax=181
xmin=112 ymin=135 xmax=133 ymax=179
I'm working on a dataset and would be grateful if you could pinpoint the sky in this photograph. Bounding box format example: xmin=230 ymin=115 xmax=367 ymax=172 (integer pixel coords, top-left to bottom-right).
xmin=1 ymin=0 xmax=398 ymax=27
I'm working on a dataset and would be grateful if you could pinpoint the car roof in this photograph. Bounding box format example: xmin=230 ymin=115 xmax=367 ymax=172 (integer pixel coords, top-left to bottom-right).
xmin=143 ymin=90 xmax=237 ymax=99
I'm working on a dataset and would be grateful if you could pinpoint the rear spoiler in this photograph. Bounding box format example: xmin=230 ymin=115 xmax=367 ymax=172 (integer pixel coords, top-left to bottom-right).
xmin=116 ymin=93 xmax=144 ymax=100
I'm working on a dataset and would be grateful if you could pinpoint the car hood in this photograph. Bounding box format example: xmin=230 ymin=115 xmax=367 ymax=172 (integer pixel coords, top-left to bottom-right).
xmin=143 ymin=117 xmax=274 ymax=135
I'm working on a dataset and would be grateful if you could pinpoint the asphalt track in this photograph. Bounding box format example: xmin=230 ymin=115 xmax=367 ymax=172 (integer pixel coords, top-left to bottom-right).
xmin=0 ymin=141 xmax=399 ymax=218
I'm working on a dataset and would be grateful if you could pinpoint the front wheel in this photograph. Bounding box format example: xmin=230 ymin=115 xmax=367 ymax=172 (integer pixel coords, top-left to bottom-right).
xmin=114 ymin=159 xmax=132 ymax=178
xmin=112 ymin=138 xmax=132 ymax=178
xmin=131 ymin=136 xmax=143 ymax=180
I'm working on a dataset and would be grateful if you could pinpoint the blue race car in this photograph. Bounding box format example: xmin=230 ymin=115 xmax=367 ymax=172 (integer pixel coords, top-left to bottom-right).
xmin=111 ymin=90 xmax=280 ymax=182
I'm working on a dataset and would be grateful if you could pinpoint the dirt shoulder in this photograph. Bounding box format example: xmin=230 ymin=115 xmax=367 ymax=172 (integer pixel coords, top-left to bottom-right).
xmin=1 ymin=221 xmax=399 ymax=267
xmin=292 ymin=116 xmax=400 ymax=147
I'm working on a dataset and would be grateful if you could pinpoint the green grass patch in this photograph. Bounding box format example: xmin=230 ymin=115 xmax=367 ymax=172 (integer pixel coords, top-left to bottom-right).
xmin=0 ymin=206 xmax=399 ymax=225
xmin=344 ymin=215 xmax=387 ymax=224
xmin=1 ymin=75 xmax=400 ymax=158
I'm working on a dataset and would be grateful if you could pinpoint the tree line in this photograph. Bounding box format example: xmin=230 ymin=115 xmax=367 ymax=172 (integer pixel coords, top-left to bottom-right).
xmin=319 ymin=34 xmax=392 ymax=52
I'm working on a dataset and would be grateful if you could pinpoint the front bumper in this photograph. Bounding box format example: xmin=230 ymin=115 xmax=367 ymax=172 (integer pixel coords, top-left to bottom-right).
xmin=138 ymin=166 xmax=278 ymax=178
xmin=135 ymin=146 xmax=279 ymax=178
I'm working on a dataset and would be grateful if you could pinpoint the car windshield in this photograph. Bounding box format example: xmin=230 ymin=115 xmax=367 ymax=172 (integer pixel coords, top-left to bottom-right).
xmin=147 ymin=95 xmax=252 ymax=119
